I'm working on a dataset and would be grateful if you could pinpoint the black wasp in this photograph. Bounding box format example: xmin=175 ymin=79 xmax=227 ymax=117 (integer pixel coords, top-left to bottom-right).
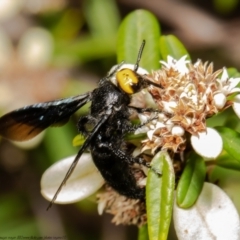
xmin=0 ymin=41 xmax=160 ymax=208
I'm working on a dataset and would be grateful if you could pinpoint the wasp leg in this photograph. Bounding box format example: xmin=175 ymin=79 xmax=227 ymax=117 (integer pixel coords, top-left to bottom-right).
xmin=77 ymin=115 xmax=98 ymax=136
xmin=91 ymin=140 xmax=146 ymax=199
xmin=129 ymin=106 xmax=172 ymax=119
xmin=129 ymin=106 xmax=161 ymax=114
xmin=124 ymin=114 xmax=159 ymax=133
xmin=100 ymin=142 xmax=161 ymax=176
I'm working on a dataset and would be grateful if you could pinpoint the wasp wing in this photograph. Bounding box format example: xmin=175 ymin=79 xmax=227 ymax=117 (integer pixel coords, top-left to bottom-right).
xmin=0 ymin=93 xmax=92 ymax=141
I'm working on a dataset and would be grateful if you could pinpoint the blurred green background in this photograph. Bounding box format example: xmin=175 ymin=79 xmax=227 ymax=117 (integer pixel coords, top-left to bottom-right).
xmin=1 ymin=0 xmax=240 ymax=239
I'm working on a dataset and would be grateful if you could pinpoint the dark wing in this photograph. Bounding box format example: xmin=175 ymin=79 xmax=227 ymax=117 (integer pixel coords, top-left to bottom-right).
xmin=0 ymin=93 xmax=92 ymax=141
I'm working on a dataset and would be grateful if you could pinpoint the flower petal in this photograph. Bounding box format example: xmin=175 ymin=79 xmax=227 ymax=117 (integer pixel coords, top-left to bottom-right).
xmin=232 ymin=94 xmax=240 ymax=119
xmin=41 ymin=153 xmax=105 ymax=204
xmin=162 ymin=101 xmax=177 ymax=114
xmin=174 ymin=182 xmax=240 ymax=240
xmin=220 ymin=68 xmax=229 ymax=83
xmin=160 ymin=55 xmax=190 ymax=74
xmin=213 ymin=93 xmax=226 ymax=109
xmin=147 ymin=129 xmax=155 ymax=141
xmin=227 ymin=78 xmax=240 ymax=91
xmin=191 ymin=127 xmax=222 ymax=159
xmin=171 ymin=125 xmax=185 ymax=136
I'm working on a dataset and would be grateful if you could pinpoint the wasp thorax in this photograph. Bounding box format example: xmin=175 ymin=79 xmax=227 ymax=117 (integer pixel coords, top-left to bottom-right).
xmin=116 ymin=68 xmax=139 ymax=94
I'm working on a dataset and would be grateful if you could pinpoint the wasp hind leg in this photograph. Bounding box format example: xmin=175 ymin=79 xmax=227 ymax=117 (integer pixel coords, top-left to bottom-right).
xmin=101 ymin=142 xmax=162 ymax=176
xmin=91 ymin=140 xmax=147 ymax=199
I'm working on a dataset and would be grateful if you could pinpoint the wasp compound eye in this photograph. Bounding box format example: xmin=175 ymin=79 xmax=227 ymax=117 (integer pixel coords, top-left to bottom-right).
xmin=116 ymin=68 xmax=139 ymax=94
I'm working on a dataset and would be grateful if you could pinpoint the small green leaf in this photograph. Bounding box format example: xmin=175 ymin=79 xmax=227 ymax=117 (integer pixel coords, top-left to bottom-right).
xmin=138 ymin=224 xmax=149 ymax=240
xmin=125 ymin=133 xmax=146 ymax=140
xmin=227 ymin=68 xmax=240 ymax=78
xmin=72 ymin=134 xmax=86 ymax=147
xmin=146 ymin=151 xmax=175 ymax=240
xmin=159 ymin=35 xmax=190 ymax=61
xmin=51 ymin=9 xmax=84 ymax=40
xmin=215 ymin=151 xmax=240 ymax=171
xmin=215 ymin=126 xmax=240 ymax=162
xmin=176 ymin=153 xmax=206 ymax=208
xmin=117 ymin=9 xmax=161 ymax=71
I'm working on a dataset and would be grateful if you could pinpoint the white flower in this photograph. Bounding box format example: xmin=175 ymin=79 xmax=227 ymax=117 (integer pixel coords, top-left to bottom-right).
xmin=160 ymin=55 xmax=190 ymax=74
xmin=217 ymin=68 xmax=240 ymax=95
xmin=171 ymin=125 xmax=185 ymax=136
xmin=190 ymin=127 xmax=223 ymax=159
xmin=18 ymin=27 xmax=54 ymax=69
xmin=144 ymin=56 xmax=240 ymax=157
xmin=174 ymin=182 xmax=240 ymax=240
xmin=162 ymin=101 xmax=178 ymax=114
xmin=215 ymin=68 xmax=240 ymax=111
xmin=41 ymin=153 xmax=104 ymax=204
xmin=213 ymin=92 xmax=227 ymax=109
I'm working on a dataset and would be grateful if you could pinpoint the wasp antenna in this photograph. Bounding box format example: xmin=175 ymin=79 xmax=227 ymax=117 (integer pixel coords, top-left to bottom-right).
xmin=134 ymin=40 xmax=146 ymax=72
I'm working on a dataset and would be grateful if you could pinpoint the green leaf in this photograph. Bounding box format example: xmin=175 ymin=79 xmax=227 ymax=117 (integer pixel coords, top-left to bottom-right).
xmin=213 ymin=0 xmax=238 ymax=15
xmin=125 ymin=133 xmax=147 ymax=146
xmin=215 ymin=126 xmax=240 ymax=162
xmin=117 ymin=9 xmax=161 ymax=71
xmin=54 ymin=35 xmax=117 ymax=65
xmin=176 ymin=153 xmax=206 ymax=208
xmin=72 ymin=134 xmax=86 ymax=147
xmin=146 ymin=151 xmax=175 ymax=240
xmin=138 ymin=225 xmax=149 ymax=240
xmin=44 ymin=123 xmax=77 ymax=163
xmin=51 ymin=9 xmax=84 ymax=40
xmin=83 ymin=0 xmax=120 ymax=37
xmin=215 ymin=152 xmax=240 ymax=171
xmin=227 ymin=68 xmax=240 ymax=78
xmin=159 ymin=35 xmax=190 ymax=61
